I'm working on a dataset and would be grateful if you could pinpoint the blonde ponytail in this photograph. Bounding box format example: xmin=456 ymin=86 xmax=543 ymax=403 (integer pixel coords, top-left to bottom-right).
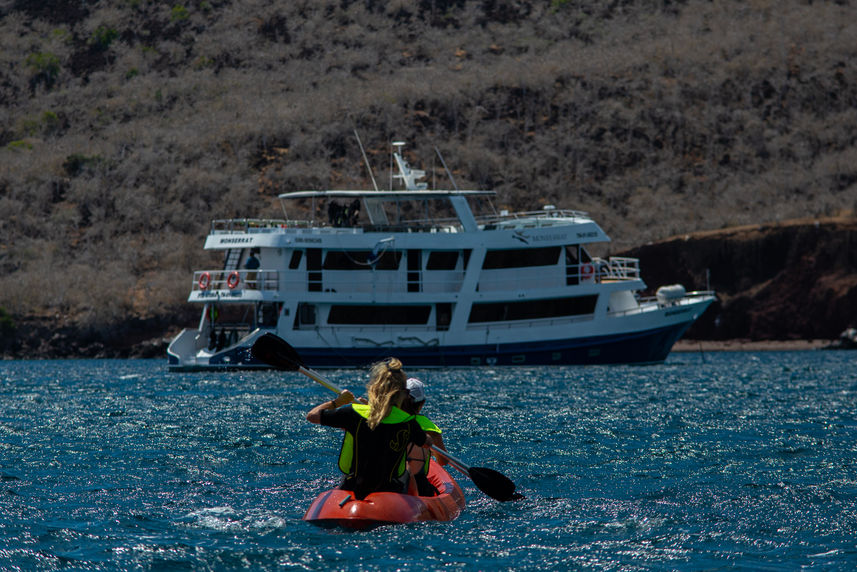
xmin=366 ymin=357 xmax=407 ymax=429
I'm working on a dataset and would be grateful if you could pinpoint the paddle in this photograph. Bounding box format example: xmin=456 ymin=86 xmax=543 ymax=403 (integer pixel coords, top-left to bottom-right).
xmin=250 ymin=332 xmax=522 ymax=501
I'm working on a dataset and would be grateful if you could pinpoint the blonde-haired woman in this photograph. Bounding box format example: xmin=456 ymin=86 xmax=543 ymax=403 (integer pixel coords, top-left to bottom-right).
xmin=307 ymin=357 xmax=433 ymax=499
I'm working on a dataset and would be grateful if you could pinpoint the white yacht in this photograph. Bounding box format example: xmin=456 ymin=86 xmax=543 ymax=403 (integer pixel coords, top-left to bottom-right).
xmin=167 ymin=143 xmax=715 ymax=370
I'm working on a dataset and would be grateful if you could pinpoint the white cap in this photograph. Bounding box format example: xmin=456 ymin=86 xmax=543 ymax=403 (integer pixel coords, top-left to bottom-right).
xmin=406 ymin=377 xmax=426 ymax=403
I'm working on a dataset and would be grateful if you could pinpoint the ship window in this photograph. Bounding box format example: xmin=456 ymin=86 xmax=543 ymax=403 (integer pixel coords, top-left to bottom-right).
xmin=323 ymin=250 xmax=402 ymax=270
xmin=328 ymin=305 xmax=431 ymax=325
xmin=482 ymin=246 xmax=560 ymax=269
xmin=436 ymin=303 xmax=452 ymax=331
xmin=258 ymin=302 xmax=280 ymax=326
xmin=468 ymin=295 xmax=597 ymax=323
xmin=307 ymin=249 xmax=322 ymax=292
xmin=407 ymin=250 xmax=421 ymax=293
xmin=427 ymin=251 xmax=459 ymax=270
xmin=289 ymin=250 xmax=303 ymax=269
xmin=565 ymin=245 xmax=579 ymax=265
xmin=298 ymin=303 xmax=316 ymax=325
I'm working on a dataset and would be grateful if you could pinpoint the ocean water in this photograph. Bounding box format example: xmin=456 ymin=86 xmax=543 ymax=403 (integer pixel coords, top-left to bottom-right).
xmin=1 ymin=351 xmax=856 ymax=570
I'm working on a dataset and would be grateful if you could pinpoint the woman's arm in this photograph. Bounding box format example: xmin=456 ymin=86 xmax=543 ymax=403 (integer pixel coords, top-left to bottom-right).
xmin=306 ymin=390 xmax=354 ymax=424
xmin=429 ymin=431 xmax=447 ymax=464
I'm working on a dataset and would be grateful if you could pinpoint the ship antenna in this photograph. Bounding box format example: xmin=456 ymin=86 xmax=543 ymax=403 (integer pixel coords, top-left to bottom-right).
xmin=392 ymin=141 xmax=403 ymax=190
xmin=436 ymin=145 xmax=497 ymax=216
xmin=434 ymin=146 xmax=459 ymax=191
xmin=354 ymin=129 xmax=379 ymax=192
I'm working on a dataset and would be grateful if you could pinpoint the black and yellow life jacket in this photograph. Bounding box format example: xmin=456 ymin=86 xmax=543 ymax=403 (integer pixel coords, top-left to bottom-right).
xmin=337 ymin=404 xmax=416 ymax=477
xmin=412 ymin=414 xmax=442 ymax=475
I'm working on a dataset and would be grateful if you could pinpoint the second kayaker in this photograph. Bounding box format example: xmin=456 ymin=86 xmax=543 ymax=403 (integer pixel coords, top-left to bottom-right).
xmin=402 ymin=377 xmax=448 ymax=496
xmin=306 ymin=357 xmax=433 ymax=499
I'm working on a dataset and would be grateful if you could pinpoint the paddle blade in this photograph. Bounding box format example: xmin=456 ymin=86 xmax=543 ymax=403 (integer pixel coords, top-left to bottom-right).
xmin=468 ymin=467 xmax=522 ymax=502
xmin=250 ymin=333 xmax=304 ymax=371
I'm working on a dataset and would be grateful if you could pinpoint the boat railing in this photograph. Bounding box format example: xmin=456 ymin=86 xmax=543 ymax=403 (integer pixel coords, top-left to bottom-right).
xmin=205 ymin=323 xmax=254 ymax=352
xmin=210 ymin=219 xmax=297 ymax=233
xmin=599 ymin=257 xmax=641 ymax=280
xmin=637 ymin=289 xmax=716 ymax=305
xmin=609 ymin=289 xmax=716 ymax=317
xmin=477 ymin=273 xmax=566 ymax=291
xmin=192 ymin=269 xmax=280 ymax=292
xmin=210 ymin=217 xmax=467 ymax=234
xmin=686 ymin=289 xmax=716 ymax=298
xmin=289 ymin=271 xmax=467 ymax=295
xmin=477 ymin=208 xmax=590 ymax=226
xmin=465 ymin=313 xmax=595 ymax=330
xmin=209 ymin=210 xmax=596 ymax=235
xmin=361 ymin=219 xmax=462 ymax=233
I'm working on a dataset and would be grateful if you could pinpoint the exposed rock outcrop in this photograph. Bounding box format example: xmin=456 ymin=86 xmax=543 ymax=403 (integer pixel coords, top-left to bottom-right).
xmin=622 ymin=217 xmax=857 ymax=341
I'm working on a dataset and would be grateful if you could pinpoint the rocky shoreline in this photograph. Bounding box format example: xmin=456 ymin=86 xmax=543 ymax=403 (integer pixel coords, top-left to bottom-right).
xmin=672 ymin=339 xmax=832 ymax=352
xmin=1 ymin=331 xmax=841 ymax=362
xmin=0 ymin=316 xmax=181 ymax=361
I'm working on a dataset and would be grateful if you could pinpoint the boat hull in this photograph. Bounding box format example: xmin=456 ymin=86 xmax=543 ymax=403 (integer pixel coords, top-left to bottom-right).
xmin=303 ymin=462 xmax=465 ymax=530
xmin=291 ymin=318 xmax=698 ymax=368
xmin=168 ymin=311 xmax=706 ymax=370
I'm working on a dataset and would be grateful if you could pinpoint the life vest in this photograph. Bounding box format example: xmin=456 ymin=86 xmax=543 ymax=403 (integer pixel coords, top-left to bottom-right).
xmin=337 ymin=404 xmax=416 ymax=476
xmin=411 ymin=414 xmax=442 ymax=475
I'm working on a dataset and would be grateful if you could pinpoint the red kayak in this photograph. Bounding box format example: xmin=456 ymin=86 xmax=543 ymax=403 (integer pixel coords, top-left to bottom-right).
xmin=303 ymin=461 xmax=466 ymax=529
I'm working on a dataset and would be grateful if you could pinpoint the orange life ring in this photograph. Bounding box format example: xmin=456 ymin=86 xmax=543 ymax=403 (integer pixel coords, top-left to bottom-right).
xmin=226 ymin=271 xmax=240 ymax=289
xmin=198 ymin=272 xmax=211 ymax=290
xmin=580 ymin=263 xmax=595 ymax=280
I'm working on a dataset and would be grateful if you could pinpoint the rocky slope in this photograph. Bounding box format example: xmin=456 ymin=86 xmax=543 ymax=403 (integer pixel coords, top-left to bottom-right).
xmin=622 ymin=216 xmax=857 ymax=341
xmin=1 ymin=1 xmax=856 ymax=357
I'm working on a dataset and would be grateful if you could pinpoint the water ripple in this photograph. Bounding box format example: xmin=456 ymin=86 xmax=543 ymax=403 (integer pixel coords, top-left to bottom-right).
xmin=1 ymin=352 xmax=856 ymax=569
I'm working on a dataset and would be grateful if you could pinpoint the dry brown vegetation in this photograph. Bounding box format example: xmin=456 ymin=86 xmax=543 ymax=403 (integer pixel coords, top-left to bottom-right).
xmin=1 ymin=0 xmax=856 ymax=353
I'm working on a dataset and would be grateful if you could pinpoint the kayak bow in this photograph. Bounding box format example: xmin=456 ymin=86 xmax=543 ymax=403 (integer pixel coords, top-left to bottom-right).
xmin=303 ymin=461 xmax=465 ymax=530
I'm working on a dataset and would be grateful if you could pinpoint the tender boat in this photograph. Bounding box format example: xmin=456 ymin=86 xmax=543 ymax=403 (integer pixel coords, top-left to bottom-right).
xmin=167 ymin=142 xmax=715 ymax=370
xmin=302 ymin=461 xmax=466 ymax=529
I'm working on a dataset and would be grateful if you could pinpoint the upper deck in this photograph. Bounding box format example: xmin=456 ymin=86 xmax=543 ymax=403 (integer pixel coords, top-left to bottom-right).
xmin=205 ymin=203 xmax=607 ymax=247
xmin=207 ymin=144 xmax=610 ymax=245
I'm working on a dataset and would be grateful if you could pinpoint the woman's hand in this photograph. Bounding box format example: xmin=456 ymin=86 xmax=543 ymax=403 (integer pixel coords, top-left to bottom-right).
xmin=332 ymin=389 xmax=355 ymax=407
xmin=307 ymin=390 xmax=354 ymax=423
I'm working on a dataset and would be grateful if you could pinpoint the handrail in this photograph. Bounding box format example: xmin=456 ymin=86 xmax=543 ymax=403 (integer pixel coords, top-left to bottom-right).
xmin=599 ymin=257 xmax=641 ymax=280
xmin=477 ymin=209 xmax=590 ymax=224
xmin=207 ymin=208 xmax=595 ymax=234
xmin=210 ymin=219 xmax=290 ymax=233
xmin=608 ymin=290 xmax=717 ymax=317
xmin=193 ymin=269 xmax=279 ymax=291
xmin=190 ymin=263 xmax=646 ymax=296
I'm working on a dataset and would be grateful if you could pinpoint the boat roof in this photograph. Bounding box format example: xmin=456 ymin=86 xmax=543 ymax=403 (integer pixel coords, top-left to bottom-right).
xmin=278 ymin=189 xmax=496 ymax=200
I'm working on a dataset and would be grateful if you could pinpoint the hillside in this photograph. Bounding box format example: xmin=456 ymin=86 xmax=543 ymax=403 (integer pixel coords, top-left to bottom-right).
xmin=1 ymin=1 xmax=857 ymax=357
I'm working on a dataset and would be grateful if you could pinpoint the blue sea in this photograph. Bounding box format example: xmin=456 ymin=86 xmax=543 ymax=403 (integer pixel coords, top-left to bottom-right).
xmin=2 ymin=351 xmax=856 ymax=570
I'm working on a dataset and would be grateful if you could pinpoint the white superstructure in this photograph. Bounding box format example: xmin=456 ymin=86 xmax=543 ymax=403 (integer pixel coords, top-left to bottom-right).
xmin=168 ymin=144 xmax=715 ymax=369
